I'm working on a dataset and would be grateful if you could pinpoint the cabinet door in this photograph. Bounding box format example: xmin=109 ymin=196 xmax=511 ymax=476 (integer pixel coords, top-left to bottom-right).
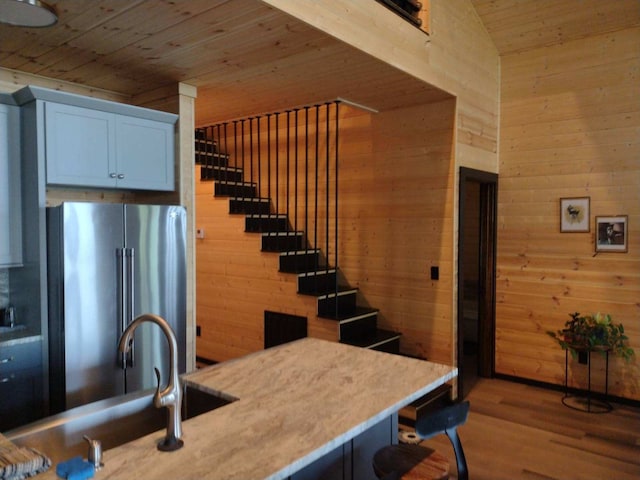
xmin=115 ymin=115 xmax=175 ymax=191
xmin=0 ymin=341 xmax=44 ymax=430
xmin=0 ymin=103 xmax=22 ymax=266
xmin=0 ymin=370 xmax=44 ymax=431
xmin=45 ymin=102 xmax=117 ymax=188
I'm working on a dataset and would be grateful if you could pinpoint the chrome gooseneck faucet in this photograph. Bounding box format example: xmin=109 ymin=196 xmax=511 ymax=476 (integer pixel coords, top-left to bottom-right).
xmin=118 ymin=313 xmax=184 ymax=451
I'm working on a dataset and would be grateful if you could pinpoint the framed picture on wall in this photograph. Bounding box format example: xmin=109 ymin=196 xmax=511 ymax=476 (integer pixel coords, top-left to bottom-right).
xmin=596 ymin=215 xmax=628 ymax=252
xmin=560 ymin=197 xmax=590 ymax=232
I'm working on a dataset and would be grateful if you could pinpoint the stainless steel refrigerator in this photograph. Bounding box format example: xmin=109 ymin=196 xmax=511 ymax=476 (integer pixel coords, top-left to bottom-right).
xmin=47 ymin=202 xmax=186 ymax=413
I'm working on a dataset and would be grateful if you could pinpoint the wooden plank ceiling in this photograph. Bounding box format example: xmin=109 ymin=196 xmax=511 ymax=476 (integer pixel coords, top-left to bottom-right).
xmin=0 ymin=0 xmax=449 ymax=125
xmin=470 ymin=0 xmax=640 ymax=55
xmin=1 ymin=0 xmax=638 ymax=124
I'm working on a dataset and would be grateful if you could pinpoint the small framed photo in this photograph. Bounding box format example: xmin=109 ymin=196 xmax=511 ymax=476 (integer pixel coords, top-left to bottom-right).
xmin=560 ymin=197 xmax=590 ymax=232
xmin=596 ymin=216 xmax=628 ymax=252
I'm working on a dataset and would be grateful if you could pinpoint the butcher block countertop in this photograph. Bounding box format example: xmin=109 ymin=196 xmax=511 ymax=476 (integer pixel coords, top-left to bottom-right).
xmin=38 ymin=338 xmax=456 ymax=479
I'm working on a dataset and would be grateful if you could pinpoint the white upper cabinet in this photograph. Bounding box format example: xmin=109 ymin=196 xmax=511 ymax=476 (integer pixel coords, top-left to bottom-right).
xmin=0 ymin=102 xmax=23 ymax=266
xmin=15 ymin=86 xmax=177 ymax=192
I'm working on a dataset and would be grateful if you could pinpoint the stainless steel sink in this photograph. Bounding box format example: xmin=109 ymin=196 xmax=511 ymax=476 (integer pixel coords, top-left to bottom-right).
xmin=5 ymin=384 xmax=233 ymax=464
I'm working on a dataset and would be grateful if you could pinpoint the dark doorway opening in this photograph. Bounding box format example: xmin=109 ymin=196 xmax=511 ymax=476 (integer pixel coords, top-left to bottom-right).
xmin=457 ymin=167 xmax=497 ymax=399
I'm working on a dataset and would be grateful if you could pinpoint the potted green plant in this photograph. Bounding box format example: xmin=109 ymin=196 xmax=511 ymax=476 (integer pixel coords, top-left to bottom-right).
xmin=547 ymin=312 xmax=635 ymax=362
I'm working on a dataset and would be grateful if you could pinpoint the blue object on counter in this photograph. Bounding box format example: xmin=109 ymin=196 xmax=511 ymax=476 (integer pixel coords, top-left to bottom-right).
xmin=55 ymin=456 xmax=95 ymax=480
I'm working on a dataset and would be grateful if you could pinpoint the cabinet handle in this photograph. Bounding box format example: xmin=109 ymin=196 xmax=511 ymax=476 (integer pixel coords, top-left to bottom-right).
xmin=0 ymin=374 xmax=15 ymax=383
xmin=109 ymin=173 xmax=117 ymax=178
xmin=0 ymin=356 xmax=14 ymax=364
xmin=117 ymin=174 xmax=125 ymax=179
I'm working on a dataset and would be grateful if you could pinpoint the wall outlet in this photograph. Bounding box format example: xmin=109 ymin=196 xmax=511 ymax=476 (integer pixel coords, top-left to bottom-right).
xmin=430 ymin=266 xmax=439 ymax=280
xmin=196 ymin=228 xmax=205 ymax=239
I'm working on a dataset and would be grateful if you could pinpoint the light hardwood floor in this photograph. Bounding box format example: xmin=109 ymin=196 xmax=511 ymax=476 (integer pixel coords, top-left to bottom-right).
xmin=418 ymin=378 xmax=640 ymax=480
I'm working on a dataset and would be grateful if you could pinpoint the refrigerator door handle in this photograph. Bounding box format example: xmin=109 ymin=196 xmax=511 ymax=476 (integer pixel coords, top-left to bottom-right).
xmin=117 ymin=248 xmax=127 ymax=369
xmin=126 ymin=247 xmax=135 ymax=367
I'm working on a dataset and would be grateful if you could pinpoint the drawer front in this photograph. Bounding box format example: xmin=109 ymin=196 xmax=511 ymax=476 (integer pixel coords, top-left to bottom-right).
xmin=0 ymin=341 xmax=42 ymax=375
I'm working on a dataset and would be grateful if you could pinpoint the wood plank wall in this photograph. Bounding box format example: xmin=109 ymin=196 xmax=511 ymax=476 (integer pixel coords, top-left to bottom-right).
xmin=195 ymin=100 xmax=456 ymax=364
xmin=195 ymin=171 xmax=335 ymax=360
xmin=196 ymin=0 xmax=500 ymax=378
xmin=338 ymin=101 xmax=456 ymax=363
xmin=497 ymin=26 xmax=640 ymax=400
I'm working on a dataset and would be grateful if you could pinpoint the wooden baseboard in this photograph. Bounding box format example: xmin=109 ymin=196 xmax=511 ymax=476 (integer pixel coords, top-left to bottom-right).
xmin=494 ymin=373 xmax=640 ymax=408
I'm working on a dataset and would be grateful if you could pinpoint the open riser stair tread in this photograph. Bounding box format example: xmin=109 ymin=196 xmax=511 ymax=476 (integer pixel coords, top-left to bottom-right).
xmin=317 ymin=289 xmax=357 ymax=318
xmin=279 ymin=249 xmax=325 ymax=273
xmin=262 ymin=232 xmax=305 ymax=252
xmin=215 ymin=181 xmax=257 ymax=198
xmin=342 ymin=328 xmax=401 ymax=351
xmin=229 ymin=198 xmax=271 ymax=215
xmin=195 ymin=152 xmax=230 ymax=167
xmin=200 ymin=165 xmax=244 ymax=182
xmin=339 ymin=308 xmax=379 ymax=342
xmin=298 ymin=269 xmax=337 ymax=295
xmin=245 ymin=214 xmax=289 ymax=233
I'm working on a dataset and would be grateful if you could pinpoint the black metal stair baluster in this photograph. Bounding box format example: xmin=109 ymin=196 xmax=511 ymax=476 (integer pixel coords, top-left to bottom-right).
xmin=211 ymin=125 xmax=218 ymax=182
xmin=334 ymin=101 xmax=340 ymax=318
xmin=202 ymin=127 xmax=207 ymax=173
xmin=214 ymin=123 xmax=220 ymax=183
xmin=217 ymin=124 xmax=225 ymax=190
xmin=285 ymin=111 xmax=291 ymax=229
xmin=294 ymin=109 xmax=299 ymax=242
xmin=206 ymin=126 xmax=213 ymax=181
xmin=214 ymin=125 xmax=217 ymax=180
xmin=223 ymin=122 xmax=229 ymax=190
xmin=304 ymin=106 xmax=310 ymax=263
xmin=241 ymin=119 xmax=246 ymax=201
xmin=325 ymin=103 xmax=331 ymax=287
xmin=266 ymin=114 xmax=271 ymax=210
xmin=275 ymin=112 xmax=280 ymax=249
xmin=257 ymin=116 xmax=262 ymax=202
xmin=233 ymin=121 xmax=238 ymax=199
xmin=213 ymin=125 xmax=218 ymax=181
xmin=195 ymin=128 xmax=200 ymax=169
xmin=249 ymin=118 xmax=254 ymax=200
xmin=314 ymin=105 xmax=320 ymax=278
xmin=233 ymin=120 xmax=238 ymax=170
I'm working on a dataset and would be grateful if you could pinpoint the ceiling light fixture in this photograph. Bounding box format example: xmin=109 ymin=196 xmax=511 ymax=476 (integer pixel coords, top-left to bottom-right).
xmin=0 ymin=0 xmax=57 ymax=28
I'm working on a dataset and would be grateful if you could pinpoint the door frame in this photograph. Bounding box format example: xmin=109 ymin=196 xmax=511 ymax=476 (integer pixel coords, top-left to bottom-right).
xmin=457 ymin=167 xmax=498 ymax=394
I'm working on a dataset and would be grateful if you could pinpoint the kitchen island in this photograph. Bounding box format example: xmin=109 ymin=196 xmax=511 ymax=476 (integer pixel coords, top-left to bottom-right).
xmin=28 ymin=338 xmax=456 ymax=479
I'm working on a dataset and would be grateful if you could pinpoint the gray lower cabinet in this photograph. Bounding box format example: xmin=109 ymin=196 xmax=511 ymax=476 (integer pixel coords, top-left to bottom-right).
xmin=291 ymin=414 xmax=396 ymax=480
xmin=45 ymin=101 xmax=175 ymax=191
xmin=0 ymin=102 xmax=22 ymax=267
xmin=0 ymin=340 xmax=44 ymax=431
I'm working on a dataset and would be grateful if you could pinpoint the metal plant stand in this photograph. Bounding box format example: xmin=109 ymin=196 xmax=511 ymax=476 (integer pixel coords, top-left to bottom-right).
xmin=562 ymin=348 xmax=612 ymax=413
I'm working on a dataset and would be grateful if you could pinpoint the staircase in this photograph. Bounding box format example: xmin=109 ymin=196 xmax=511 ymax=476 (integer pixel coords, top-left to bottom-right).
xmin=195 ymin=126 xmax=401 ymax=354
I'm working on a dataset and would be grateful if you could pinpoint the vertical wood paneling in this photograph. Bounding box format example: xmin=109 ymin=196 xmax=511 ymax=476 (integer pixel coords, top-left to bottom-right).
xmin=497 ymin=26 xmax=640 ymax=400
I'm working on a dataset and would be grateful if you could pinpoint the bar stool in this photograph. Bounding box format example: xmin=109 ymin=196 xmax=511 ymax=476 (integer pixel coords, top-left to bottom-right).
xmin=372 ymin=401 xmax=470 ymax=480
